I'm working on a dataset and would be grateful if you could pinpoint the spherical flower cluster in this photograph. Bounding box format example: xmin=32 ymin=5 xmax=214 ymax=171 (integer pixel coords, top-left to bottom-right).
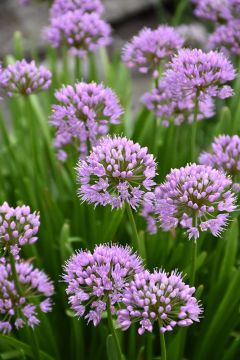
xmin=192 ymin=0 xmax=231 ymax=22
xmin=117 ymin=270 xmax=202 ymax=335
xmin=122 ymin=26 xmax=184 ymax=78
xmin=45 ymin=10 xmax=111 ymax=58
xmin=0 ymin=202 xmax=40 ymax=259
xmin=157 ymin=164 xmax=236 ymax=240
xmin=141 ymin=80 xmax=214 ymax=127
xmin=49 ymin=0 xmax=104 ymax=18
xmin=164 ymin=49 xmax=236 ymax=101
xmin=0 ymin=60 xmax=52 ymax=96
xmin=192 ymin=0 xmax=240 ymax=22
xmin=176 ymin=23 xmax=208 ymax=49
xmin=63 ymin=244 xmax=143 ymax=326
xmin=76 ymin=136 xmax=156 ymax=209
xmin=0 ymin=258 xmax=54 ymax=334
xmin=199 ymin=135 xmax=240 ymax=191
xmin=209 ymin=21 xmax=240 ymax=56
xmin=50 ymin=82 xmax=123 ymax=161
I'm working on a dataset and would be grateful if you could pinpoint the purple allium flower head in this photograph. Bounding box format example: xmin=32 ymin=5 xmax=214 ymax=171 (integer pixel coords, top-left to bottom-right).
xmin=117 ymin=269 xmax=202 ymax=334
xmin=141 ymin=79 xmax=214 ymax=127
xmin=157 ymin=164 xmax=236 ymax=240
xmin=50 ymin=82 xmax=123 ymax=161
xmin=122 ymin=26 xmax=184 ymax=78
xmin=0 ymin=202 xmax=40 ymax=260
xmin=192 ymin=0 xmax=231 ymax=22
xmin=63 ymin=244 xmax=143 ymax=326
xmin=0 ymin=258 xmax=54 ymax=334
xmin=0 ymin=60 xmax=52 ymax=96
xmin=76 ymin=136 xmax=157 ymax=209
xmin=209 ymin=21 xmax=240 ymax=56
xmin=164 ymin=49 xmax=236 ymax=101
xmin=44 ymin=10 xmax=111 ymax=58
xmin=50 ymin=0 xmax=104 ymax=18
xmin=199 ymin=135 xmax=240 ymax=191
xmin=192 ymin=0 xmax=240 ymax=22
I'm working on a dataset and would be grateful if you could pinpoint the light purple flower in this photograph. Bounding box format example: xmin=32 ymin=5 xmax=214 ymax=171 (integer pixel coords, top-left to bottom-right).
xmin=141 ymin=79 xmax=214 ymax=127
xmin=0 ymin=60 xmax=52 ymax=96
xmin=117 ymin=269 xmax=202 ymax=334
xmin=44 ymin=10 xmax=111 ymax=58
xmin=0 ymin=258 xmax=54 ymax=334
xmin=63 ymin=244 xmax=143 ymax=326
xmin=199 ymin=135 xmax=240 ymax=191
xmin=0 ymin=202 xmax=40 ymax=259
xmin=192 ymin=0 xmax=240 ymax=22
xmin=164 ymin=49 xmax=236 ymax=101
xmin=50 ymin=82 xmax=123 ymax=161
xmin=209 ymin=21 xmax=240 ymax=56
xmin=49 ymin=0 xmax=104 ymax=18
xmin=122 ymin=25 xmax=184 ymax=78
xmin=157 ymin=164 xmax=236 ymax=240
xmin=192 ymin=0 xmax=231 ymax=22
xmin=76 ymin=136 xmax=157 ymax=209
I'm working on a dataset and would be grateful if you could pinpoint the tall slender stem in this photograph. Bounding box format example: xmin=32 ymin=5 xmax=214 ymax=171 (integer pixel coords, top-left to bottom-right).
xmin=107 ymin=298 xmax=122 ymax=360
xmin=10 ymin=255 xmax=41 ymax=360
xmin=126 ymin=203 xmax=145 ymax=258
xmin=75 ymin=57 xmax=81 ymax=81
xmin=158 ymin=321 xmax=167 ymax=360
xmin=9 ymin=254 xmax=22 ymax=295
xmin=190 ymin=90 xmax=200 ymax=162
xmin=190 ymin=239 xmax=197 ymax=285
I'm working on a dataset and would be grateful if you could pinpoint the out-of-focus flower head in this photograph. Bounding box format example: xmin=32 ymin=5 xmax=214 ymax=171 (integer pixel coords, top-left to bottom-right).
xmin=141 ymin=79 xmax=215 ymax=127
xmin=0 ymin=202 xmax=40 ymax=260
xmin=19 ymin=0 xmax=30 ymax=5
xmin=122 ymin=25 xmax=184 ymax=78
xmin=76 ymin=136 xmax=156 ymax=209
xmin=164 ymin=49 xmax=236 ymax=101
xmin=156 ymin=164 xmax=236 ymax=240
xmin=50 ymin=82 xmax=123 ymax=161
xmin=63 ymin=244 xmax=143 ymax=326
xmin=199 ymin=135 xmax=240 ymax=191
xmin=192 ymin=0 xmax=240 ymax=22
xmin=0 ymin=60 xmax=52 ymax=96
xmin=192 ymin=0 xmax=230 ymax=22
xmin=118 ymin=269 xmax=202 ymax=334
xmin=209 ymin=20 xmax=240 ymax=56
xmin=141 ymin=187 xmax=163 ymax=234
xmin=49 ymin=0 xmax=104 ymax=18
xmin=176 ymin=23 xmax=208 ymax=49
xmin=44 ymin=10 xmax=111 ymax=58
xmin=0 ymin=258 xmax=54 ymax=334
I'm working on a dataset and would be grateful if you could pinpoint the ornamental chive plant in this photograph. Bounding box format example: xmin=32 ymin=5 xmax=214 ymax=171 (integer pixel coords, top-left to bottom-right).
xmin=1 ymin=0 xmax=240 ymax=359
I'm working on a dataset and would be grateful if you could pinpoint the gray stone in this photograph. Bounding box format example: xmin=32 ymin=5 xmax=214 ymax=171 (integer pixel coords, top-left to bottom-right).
xmin=0 ymin=0 xmax=157 ymax=57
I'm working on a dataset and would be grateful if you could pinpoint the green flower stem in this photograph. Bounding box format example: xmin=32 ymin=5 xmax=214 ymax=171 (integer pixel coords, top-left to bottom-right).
xmin=126 ymin=203 xmax=145 ymax=258
xmin=10 ymin=255 xmax=41 ymax=360
xmin=9 ymin=254 xmax=22 ymax=296
xmin=27 ymin=327 xmax=41 ymax=360
xmin=158 ymin=321 xmax=167 ymax=360
xmin=190 ymin=90 xmax=200 ymax=162
xmin=88 ymin=52 xmax=98 ymax=82
xmin=75 ymin=57 xmax=82 ymax=81
xmin=107 ymin=298 xmax=123 ymax=360
xmin=190 ymin=239 xmax=198 ymax=285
